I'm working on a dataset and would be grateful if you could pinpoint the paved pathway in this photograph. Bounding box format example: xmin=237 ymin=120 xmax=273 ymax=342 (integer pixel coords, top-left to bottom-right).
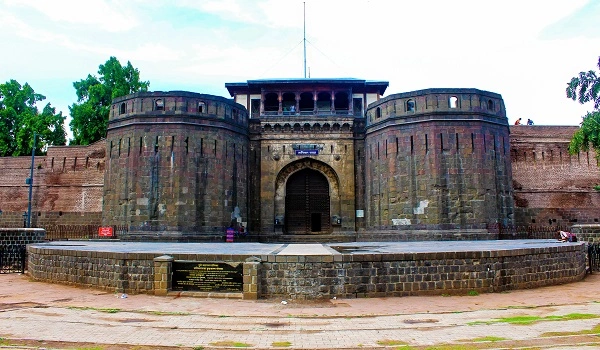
xmin=2 ymin=272 xmax=600 ymax=349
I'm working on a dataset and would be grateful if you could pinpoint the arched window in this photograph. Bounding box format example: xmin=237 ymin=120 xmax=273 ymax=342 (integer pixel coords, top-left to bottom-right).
xmin=119 ymin=103 xmax=126 ymax=114
xmin=487 ymin=99 xmax=494 ymax=110
xmin=449 ymin=96 xmax=458 ymax=108
xmin=282 ymin=92 xmax=296 ymax=113
xmin=155 ymin=99 xmax=164 ymax=111
xmin=264 ymin=92 xmax=279 ymax=112
xmin=406 ymin=99 xmax=415 ymax=112
xmin=316 ymin=92 xmax=331 ymax=112
xmin=334 ymin=91 xmax=349 ymax=112
xmin=376 ymin=107 xmax=381 ymax=119
xmin=198 ymin=101 xmax=206 ymax=113
xmin=299 ymin=92 xmax=313 ymax=112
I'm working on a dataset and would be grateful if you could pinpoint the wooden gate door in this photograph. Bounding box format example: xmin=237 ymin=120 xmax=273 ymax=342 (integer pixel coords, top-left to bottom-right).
xmin=285 ymin=169 xmax=331 ymax=234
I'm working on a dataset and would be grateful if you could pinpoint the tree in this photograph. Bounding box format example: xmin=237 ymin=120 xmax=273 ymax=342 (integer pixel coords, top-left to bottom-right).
xmin=566 ymin=57 xmax=600 ymax=156
xmin=566 ymin=57 xmax=600 ymax=109
xmin=0 ymin=80 xmax=66 ymax=156
xmin=69 ymin=57 xmax=150 ymax=145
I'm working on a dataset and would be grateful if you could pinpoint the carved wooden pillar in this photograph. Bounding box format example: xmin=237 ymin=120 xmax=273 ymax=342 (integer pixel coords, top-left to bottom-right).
xmin=278 ymin=92 xmax=282 ymax=114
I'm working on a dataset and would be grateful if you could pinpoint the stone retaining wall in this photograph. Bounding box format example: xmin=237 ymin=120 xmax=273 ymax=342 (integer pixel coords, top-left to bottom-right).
xmin=571 ymin=224 xmax=600 ymax=243
xmin=0 ymin=228 xmax=46 ymax=248
xmin=27 ymin=242 xmax=586 ymax=299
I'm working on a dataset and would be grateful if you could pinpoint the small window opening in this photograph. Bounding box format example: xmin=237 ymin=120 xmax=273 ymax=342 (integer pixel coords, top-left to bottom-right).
xmin=376 ymin=107 xmax=381 ymax=119
xmin=449 ymin=96 xmax=458 ymax=108
xmin=425 ymin=134 xmax=429 ymax=153
xmin=155 ymin=99 xmax=164 ymax=111
xmin=185 ymin=137 xmax=189 ymax=154
xmin=139 ymin=137 xmax=143 ymax=154
xmin=155 ymin=136 xmax=159 ymax=153
xmin=406 ymin=99 xmax=415 ymax=112
xmin=456 ymin=133 xmax=459 ymax=152
xmin=385 ymin=140 xmax=388 ymax=157
xmin=410 ymin=136 xmax=414 ymax=154
xmin=119 ymin=103 xmax=126 ymax=115
xmin=471 ymin=133 xmax=475 ymax=152
xmin=487 ymin=99 xmax=494 ymax=110
xmin=198 ymin=101 xmax=206 ymax=113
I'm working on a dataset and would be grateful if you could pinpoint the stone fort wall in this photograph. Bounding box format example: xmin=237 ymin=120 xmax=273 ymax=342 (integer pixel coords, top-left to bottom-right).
xmin=103 ymin=91 xmax=249 ymax=240
xmin=1 ymin=92 xmax=598 ymax=234
xmin=364 ymin=89 xmax=514 ymax=232
xmin=0 ymin=141 xmax=105 ymax=228
xmin=511 ymin=125 xmax=600 ymax=226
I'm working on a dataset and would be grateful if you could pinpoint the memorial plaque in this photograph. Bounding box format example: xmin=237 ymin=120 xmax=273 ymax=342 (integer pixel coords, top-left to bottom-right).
xmin=172 ymin=261 xmax=243 ymax=292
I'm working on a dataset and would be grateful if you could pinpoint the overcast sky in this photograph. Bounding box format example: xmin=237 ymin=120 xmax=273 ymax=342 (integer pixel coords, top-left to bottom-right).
xmin=1 ymin=0 xmax=599 ymax=134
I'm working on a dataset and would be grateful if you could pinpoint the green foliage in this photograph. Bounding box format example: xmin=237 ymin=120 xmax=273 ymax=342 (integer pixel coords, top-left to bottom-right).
xmin=0 ymin=79 xmax=66 ymax=156
xmin=569 ymin=110 xmax=600 ymax=155
xmin=69 ymin=56 xmax=149 ymax=145
xmin=566 ymin=57 xmax=600 ymax=109
xmin=567 ymin=57 xmax=600 ymax=160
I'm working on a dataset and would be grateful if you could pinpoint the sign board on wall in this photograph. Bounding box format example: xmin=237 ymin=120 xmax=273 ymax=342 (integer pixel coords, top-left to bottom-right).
xmin=172 ymin=261 xmax=243 ymax=292
xmin=295 ymin=150 xmax=319 ymax=155
xmin=98 ymin=227 xmax=114 ymax=237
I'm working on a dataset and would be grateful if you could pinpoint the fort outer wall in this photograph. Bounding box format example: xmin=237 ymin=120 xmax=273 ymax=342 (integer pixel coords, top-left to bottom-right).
xmin=103 ymin=92 xmax=249 ymax=240
xmin=26 ymin=241 xmax=586 ymax=299
xmin=362 ymin=89 xmax=514 ymax=240
xmin=0 ymin=141 xmax=105 ymax=228
xmin=511 ymin=125 xmax=600 ymax=227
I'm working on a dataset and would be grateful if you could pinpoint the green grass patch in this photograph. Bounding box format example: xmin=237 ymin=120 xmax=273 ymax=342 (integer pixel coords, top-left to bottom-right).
xmin=210 ymin=340 xmax=252 ymax=347
xmin=272 ymin=341 xmax=292 ymax=347
xmin=467 ymin=290 xmax=479 ymax=296
xmin=469 ymin=313 xmax=599 ymax=325
xmin=470 ymin=336 xmax=508 ymax=342
xmin=143 ymin=310 xmax=191 ymax=316
xmin=68 ymin=306 xmax=121 ymax=313
xmin=377 ymin=339 xmax=408 ymax=346
xmin=192 ymin=347 xmax=205 ymax=350
xmin=423 ymin=345 xmax=478 ymax=350
xmin=541 ymin=323 xmax=600 ymax=337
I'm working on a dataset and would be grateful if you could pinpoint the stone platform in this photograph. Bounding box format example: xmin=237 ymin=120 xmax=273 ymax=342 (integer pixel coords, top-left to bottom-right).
xmin=27 ymin=240 xmax=586 ymax=300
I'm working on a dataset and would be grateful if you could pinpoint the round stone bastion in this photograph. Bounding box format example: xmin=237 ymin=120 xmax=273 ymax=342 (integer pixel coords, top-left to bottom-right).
xmin=27 ymin=240 xmax=586 ymax=300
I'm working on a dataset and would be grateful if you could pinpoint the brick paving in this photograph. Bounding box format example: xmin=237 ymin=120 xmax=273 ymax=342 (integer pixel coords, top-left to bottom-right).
xmin=2 ymin=270 xmax=600 ymax=349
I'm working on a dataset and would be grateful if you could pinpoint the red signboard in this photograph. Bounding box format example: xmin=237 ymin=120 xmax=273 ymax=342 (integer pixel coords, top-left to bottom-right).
xmin=98 ymin=227 xmax=114 ymax=237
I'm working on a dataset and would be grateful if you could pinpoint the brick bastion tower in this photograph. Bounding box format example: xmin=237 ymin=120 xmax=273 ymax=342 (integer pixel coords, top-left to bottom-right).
xmin=363 ymin=89 xmax=514 ymax=240
xmin=102 ymin=91 xmax=249 ymax=240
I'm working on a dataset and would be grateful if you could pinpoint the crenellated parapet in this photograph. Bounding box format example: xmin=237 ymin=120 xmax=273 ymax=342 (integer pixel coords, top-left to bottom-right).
xmin=110 ymin=91 xmax=248 ymax=130
xmin=366 ymin=88 xmax=505 ymax=127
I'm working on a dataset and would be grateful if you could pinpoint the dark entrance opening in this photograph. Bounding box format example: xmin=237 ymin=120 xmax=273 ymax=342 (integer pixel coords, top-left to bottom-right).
xmin=285 ymin=168 xmax=330 ymax=234
xmin=311 ymin=213 xmax=322 ymax=232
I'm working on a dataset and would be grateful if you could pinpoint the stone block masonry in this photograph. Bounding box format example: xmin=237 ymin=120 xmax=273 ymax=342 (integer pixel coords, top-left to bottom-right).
xmin=0 ymin=228 xmax=46 ymax=248
xmin=26 ymin=241 xmax=586 ymax=300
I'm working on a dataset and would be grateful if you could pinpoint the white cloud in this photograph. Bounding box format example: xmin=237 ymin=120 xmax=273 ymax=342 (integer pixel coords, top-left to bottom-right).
xmin=0 ymin=0 xmax=597 ymax=128
xmin=4 ymin=0 xmax=140 ymax=32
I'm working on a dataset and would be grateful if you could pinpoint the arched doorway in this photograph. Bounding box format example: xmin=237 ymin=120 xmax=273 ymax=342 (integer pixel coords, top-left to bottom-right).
xmin=285 ymin=168 xmax=331 ymax=234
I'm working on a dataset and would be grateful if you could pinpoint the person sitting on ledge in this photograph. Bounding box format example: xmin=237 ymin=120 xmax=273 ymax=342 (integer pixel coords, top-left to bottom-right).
xmin=514 ymin=118 xmax=522 ymax=125
xmin=560 ymin=230 xmax=577 ymax=242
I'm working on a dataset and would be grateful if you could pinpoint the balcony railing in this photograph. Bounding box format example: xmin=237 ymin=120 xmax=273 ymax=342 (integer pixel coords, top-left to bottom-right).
xmin=259 ymin=109 xmax=353 ymax=117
